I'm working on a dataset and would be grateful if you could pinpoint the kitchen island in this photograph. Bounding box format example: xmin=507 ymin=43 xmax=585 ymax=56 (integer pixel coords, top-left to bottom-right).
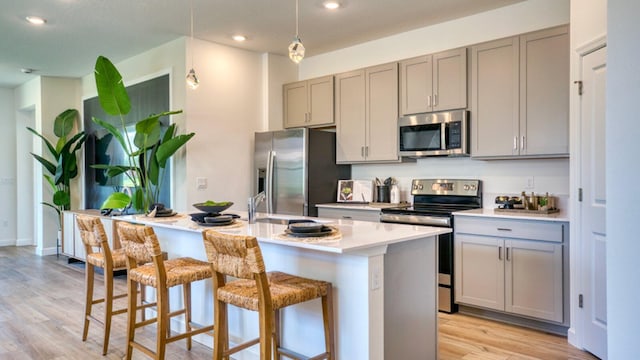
xmin=117 ymin=212 xmax=449 ymax=360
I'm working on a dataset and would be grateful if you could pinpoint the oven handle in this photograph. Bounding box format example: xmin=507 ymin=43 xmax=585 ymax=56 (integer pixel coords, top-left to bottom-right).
xmin=380 ymin=213 xmax=451 ymax=227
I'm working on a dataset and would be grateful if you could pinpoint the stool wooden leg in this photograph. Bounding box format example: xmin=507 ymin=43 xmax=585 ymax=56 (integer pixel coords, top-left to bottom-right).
xmin=213 ymin=300 xmax=228 ymax=360
xmin=82 ymin=264 xmax=95 ymax=342
xmin=156 ymin=287 xmax=169 ymax=360
xmin=125 ymin=278 xmax=138 ymax=360
xmin=183 ymin=283 xmax=193 ymax=350
xmin=258 ymin=307 xmax=273 ymax=360
xmin=102 ymin=266 xmax=114 ymax=355
xmin=322 ymin=287 xmax=335 ymax=360
xmin=273 ymin=309 xmax=281 ymax=360
xmin=139 ymin=284 xmax=146 ymax=322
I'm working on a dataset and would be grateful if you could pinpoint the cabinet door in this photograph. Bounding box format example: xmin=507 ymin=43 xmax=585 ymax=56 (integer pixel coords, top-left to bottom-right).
xmin=335 ymin=70 xmax=366 ymax=162
xmin=366 ymin=63 xmax=399 ymax=162
xmin=470 ymin=37 xmax=520 ymax=158
xmin=505 ymin=239 xmax=563 ymax=322
xmin=399 ymin=55 xmax=432 ymax=115
xmin=433 ymin=48 xmax=467 ymax=111
xmin=454 ymin=234 xmax=504 ymax=311
xmin=72 ymin=215 xmax=86 ymax=261
xmin=61 ymin=212 xmax=75 ymax=257
xmin=519 ymin=26 xmax=569 ymax=156
xmin=307 ymin=76 xmax=334 ymax=127
xmin=283 ymin=81 xmax=308 ymax=128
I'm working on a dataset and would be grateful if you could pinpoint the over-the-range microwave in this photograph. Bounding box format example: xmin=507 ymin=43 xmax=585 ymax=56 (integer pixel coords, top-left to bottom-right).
xmin=398 ymin=109 xmax=469 ymax=157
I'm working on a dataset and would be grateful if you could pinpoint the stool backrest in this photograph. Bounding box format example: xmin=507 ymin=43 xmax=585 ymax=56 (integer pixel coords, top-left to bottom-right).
xmin=116 ymin=222 xmax=158 ymax=264
xmin=201 ymin=230 xmax=266 ymax=280
xmin=76 ymin=215 xmax=109 ymax=252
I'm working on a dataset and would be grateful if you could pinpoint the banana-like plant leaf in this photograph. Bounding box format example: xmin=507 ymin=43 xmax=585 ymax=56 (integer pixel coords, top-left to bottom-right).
xmin=43 ymin=174 xmax=56 ymax=191
xmin=53 ymin=109 xmax=79 ymax=138
xmin=94 ymin=56 xmax=131 ymax=116
xmin=60 ymin=131 xmax=87 ymax=155
xmin=92 ymin=117 xmax=129 ymax=155
xmin=133 ymin=188 xmax=144 ymax=211
xmin=162 ymin=123 xmax=176 ymax=143
xmin=26 ymin=127 xmax=58 ymax=159
xmin=147 ymin=145 xmax=160 ymax=186
xmin=31 ymin=153 xmax=56 ymax=176
xmin=156 ymin=133 xmax=195 ymax=168
xmin=53 ymin=190 xmax=70 ymax=207
xmin=100 ymin=192 xmax=131 ymax=210
xmin=134 ymin=117 xmax=161 ymax=149
xmin=55 ymin=137 xmax=67 ymax=154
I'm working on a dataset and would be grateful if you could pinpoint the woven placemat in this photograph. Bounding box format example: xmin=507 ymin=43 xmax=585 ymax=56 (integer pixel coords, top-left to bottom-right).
xmin=274 ymin=226 xmax=342 ymax=243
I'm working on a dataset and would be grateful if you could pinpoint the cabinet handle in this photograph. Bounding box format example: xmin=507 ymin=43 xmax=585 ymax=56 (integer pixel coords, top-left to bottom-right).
xmin=433 ymin=94 xmax=438 ymax=107
xmin=361 ymin=146 xmax=365 ymax=157
xmin=497 ymin=228 xmax=512 ymax=231
xmin=427 ymin=95 xmax=431 ymax=107
xmin=342 ymin=216 xmax=352 ymax=219
xmin=513 ymin=136 xmax=517 ymax=151
xmin=365 ymin=146 xmax=369 ymax=157
xmin=521 ymin=135 xmax=525 ymax=150
xmin=498 ymin=246 xmax=503 ymax=260
xmin=308 ymin=112 xmax=312 ymax=122
xmin=506 ymin=247 xmax=511 ymax=261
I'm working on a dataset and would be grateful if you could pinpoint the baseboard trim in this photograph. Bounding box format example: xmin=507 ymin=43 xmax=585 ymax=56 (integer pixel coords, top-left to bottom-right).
xmin=458 ymin=305 xmax=569 ymax=336
xmin=0 ymin=239 xmax=15 ymax=247
xmin=16 ymin=238 xmax=34 ymax=246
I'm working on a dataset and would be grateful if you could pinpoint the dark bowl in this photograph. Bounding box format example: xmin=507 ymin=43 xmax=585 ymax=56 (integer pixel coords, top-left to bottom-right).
xmin=193 ymin=202 xmax=233 ymax=214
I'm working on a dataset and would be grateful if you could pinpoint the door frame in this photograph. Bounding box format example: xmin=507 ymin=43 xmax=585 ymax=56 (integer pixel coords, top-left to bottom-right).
xmin=568 ymin=34 xmax=607 ymax=350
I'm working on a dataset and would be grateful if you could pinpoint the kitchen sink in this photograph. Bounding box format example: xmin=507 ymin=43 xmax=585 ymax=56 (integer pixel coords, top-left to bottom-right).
xmin=254 ymin=217 xmax=315 ymax=225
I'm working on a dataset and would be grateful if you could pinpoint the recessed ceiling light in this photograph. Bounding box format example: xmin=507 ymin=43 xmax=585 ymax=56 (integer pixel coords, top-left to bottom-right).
xmin=25 ymin=16 xmax=46 ymax=25
xmin=21 ymin=68 xmax=35 ymax=74
xmin=232 ymin=35 xmax=247 ymax=42
xmin=323 ymin=1 xmax=341 ymax=10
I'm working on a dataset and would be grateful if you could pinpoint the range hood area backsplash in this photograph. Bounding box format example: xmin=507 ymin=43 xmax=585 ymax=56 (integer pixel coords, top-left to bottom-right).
xmin=350 ymin=157 xmax=570 ymax=210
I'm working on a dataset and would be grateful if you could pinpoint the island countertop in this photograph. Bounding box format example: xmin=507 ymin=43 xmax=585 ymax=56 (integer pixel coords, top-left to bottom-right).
xmin=118 ymin=211 xmax=451 ymax=254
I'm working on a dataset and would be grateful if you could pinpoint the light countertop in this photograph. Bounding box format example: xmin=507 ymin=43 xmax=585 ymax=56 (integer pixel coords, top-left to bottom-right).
xmin=453 ymin=208 xmax=569 ymax=222
xmin=117 ymin=211 xmax=450 ymax=254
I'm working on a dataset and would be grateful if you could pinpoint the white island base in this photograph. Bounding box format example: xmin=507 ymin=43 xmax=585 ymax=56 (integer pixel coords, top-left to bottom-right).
xmin=120 ymin=214 xmax=446 ymax=360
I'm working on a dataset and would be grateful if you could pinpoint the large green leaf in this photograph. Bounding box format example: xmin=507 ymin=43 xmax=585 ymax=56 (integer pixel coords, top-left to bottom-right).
xmin=54 ymin=109 xmax=79 ymax=138
xmin=134 ymin=116 xmax=161 ymax=149
xmin=156 ymin=133 xmax=195 ymax=168
xmin=43 ymin=174 xmax=56 ymax=191
xmin=26 ymin=127 xmax=58 ymax=159
xmin=91 ymin=164 xmax=137 ymax=178
xmin=94 ymin=56 xmax=131 ymax=116
xmin=92 ymin=117 xmax=129 ymax=155
xmin=53 ymin=190 xmax=70 ymax=207
xmin=59 ymin=131 xmax=87 ymax=155
xmin=133 ymin=188 xmax=144 ymax=211
xmin=162 ymin=123 xmax=176 ymax=143
xmin=31 ymin=153 xmax=57 ymax=176
xmin=147 ymin=145 xmax=160 ymax=186
xmin=100 ymin=192 xmax=131 ymax=210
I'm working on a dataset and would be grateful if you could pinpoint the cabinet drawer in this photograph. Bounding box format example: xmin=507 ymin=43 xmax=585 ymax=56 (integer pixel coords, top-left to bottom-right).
xmin=455 ymin=216 xmax=564 ymax=243
xmin=318 ymin=207 xmax=381 ymax=222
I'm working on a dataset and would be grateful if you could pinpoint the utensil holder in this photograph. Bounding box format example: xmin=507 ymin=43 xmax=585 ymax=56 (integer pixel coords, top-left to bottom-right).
xmin=376 ymin=185 xmax=390 ymax=203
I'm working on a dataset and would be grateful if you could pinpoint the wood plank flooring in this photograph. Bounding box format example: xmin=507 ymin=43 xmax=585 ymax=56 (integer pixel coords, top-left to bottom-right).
xmin=0 ymin=246 xmax=598 ymax=359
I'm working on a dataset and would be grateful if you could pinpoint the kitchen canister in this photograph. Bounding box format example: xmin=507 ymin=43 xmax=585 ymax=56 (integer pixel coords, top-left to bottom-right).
xmin=390 ymin=185 xmax=400 ymax=203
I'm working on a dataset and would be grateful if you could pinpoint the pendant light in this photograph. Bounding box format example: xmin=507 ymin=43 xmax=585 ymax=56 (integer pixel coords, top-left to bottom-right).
xmin=186 ymin=0 xmax=200 ymax=89
xmin=288 ymin=0 xmax=305 ymax=64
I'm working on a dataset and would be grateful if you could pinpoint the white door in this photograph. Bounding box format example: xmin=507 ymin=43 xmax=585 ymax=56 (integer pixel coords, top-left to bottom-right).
xmin=580 ymin=45 xmax=607 ymax=359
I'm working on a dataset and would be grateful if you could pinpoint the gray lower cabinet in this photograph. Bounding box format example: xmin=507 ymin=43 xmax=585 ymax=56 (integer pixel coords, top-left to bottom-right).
xmin=470 ymin=25 xmax=569 ymax=158
xmin=335 ymin=62 xmax=400 ymax=163
xmin=317 ymin=207 xmax=381 ymax=222
xmin=62 ymin=210 xmax=119 ymax=261
xmin=454 ymin=216 xmax=565 ymax=323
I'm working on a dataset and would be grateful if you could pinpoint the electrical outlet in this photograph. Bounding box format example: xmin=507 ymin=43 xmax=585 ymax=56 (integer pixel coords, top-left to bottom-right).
xmin=371 ymin=266 xmax=381 ymax=290
xmin=524 ymin=176 xmax=535 ymax=190
xmin=196 ymin=177 xmax=207 ymax=190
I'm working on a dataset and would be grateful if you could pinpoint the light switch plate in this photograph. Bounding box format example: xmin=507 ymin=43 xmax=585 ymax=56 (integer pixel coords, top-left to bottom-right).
xmin=196 ymin=177 xmax=207 ymax=190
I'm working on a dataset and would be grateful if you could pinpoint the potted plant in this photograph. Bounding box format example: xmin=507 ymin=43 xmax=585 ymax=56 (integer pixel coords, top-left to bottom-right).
xmin=27 ymin=108 xmax=86 ymax=226
xmin=90 ymin=55 xmax=194 ymax=214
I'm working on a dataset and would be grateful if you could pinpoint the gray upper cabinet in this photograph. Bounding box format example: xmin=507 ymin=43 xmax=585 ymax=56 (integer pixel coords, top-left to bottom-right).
xmin=336 ymin=62 xmax=400 ymax=163
xmin=470 ymin=25 xmax=569 ymax=159
xmin=284 ymin=75 xmax=334 ymax=128
xmin=399 ymin=47 xmax=467 ymax=116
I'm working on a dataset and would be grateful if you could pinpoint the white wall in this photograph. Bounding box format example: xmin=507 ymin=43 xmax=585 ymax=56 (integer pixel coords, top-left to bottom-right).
xmin=606 ymin=0 xmax=640 ymax=358
xmin=0 ymin=88 xmax=17 ymax=246
xmin=295 ymin=0 xmax=571 ymax=204
xmin=263 ymin=53 xmax=298 ymax=131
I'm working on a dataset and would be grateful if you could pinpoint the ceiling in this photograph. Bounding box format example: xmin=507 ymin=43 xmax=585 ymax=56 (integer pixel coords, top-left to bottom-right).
xmin=0 ymin=0 xmax=524 ymax=88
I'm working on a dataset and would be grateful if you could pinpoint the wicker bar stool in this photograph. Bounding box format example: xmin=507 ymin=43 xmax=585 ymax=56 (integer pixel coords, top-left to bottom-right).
xmin=201 ymin=230 xmax=335 ymax=360
xmin=77 ymin=214 xmax=138 ymax=355
xmin=117 ymin=222 xmax=214 ymax=360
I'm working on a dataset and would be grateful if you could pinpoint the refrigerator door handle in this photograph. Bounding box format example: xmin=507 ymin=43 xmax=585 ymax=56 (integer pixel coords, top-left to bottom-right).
xmin=266 ymin=150 xmax=275 ymax=214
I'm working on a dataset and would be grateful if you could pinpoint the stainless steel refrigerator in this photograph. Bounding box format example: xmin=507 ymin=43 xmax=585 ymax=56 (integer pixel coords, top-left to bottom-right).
xmin=254 ymin=128 xmax=351 ymax=216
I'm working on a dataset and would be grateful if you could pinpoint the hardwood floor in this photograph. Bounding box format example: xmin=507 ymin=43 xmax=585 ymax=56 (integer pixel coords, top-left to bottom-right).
xmin=0 ymin=246 xmax=598 ymax=359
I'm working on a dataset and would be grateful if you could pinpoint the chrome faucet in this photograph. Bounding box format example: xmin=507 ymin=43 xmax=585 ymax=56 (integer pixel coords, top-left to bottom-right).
xmin=247 ymin=191 xmax=266 ymax=224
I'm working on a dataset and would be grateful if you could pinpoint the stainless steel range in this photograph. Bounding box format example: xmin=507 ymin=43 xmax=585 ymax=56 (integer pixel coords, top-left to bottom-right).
xmin=380 ymin=179 xmax=482 ymax=313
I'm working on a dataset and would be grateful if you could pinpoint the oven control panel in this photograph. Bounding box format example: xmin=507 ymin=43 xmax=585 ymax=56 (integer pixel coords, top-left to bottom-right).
xmin=411 ymin=179 xmax=481 ymax=196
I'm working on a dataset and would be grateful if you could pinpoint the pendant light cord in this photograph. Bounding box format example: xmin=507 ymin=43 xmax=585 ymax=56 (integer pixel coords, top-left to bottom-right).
xmin=295 ymin=0 xmax=299 ymax=37
xmin=190 ymin=0 xmax=194 ymax=68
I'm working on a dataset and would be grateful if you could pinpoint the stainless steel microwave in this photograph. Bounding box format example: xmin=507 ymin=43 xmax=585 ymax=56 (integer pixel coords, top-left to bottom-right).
xmin=398 ymin=110 xmax=468 ymax=157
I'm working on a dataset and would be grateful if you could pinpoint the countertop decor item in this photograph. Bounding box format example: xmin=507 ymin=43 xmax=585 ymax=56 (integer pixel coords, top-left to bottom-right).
xmin=91 ymin=56 xmax=195 ymax=214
